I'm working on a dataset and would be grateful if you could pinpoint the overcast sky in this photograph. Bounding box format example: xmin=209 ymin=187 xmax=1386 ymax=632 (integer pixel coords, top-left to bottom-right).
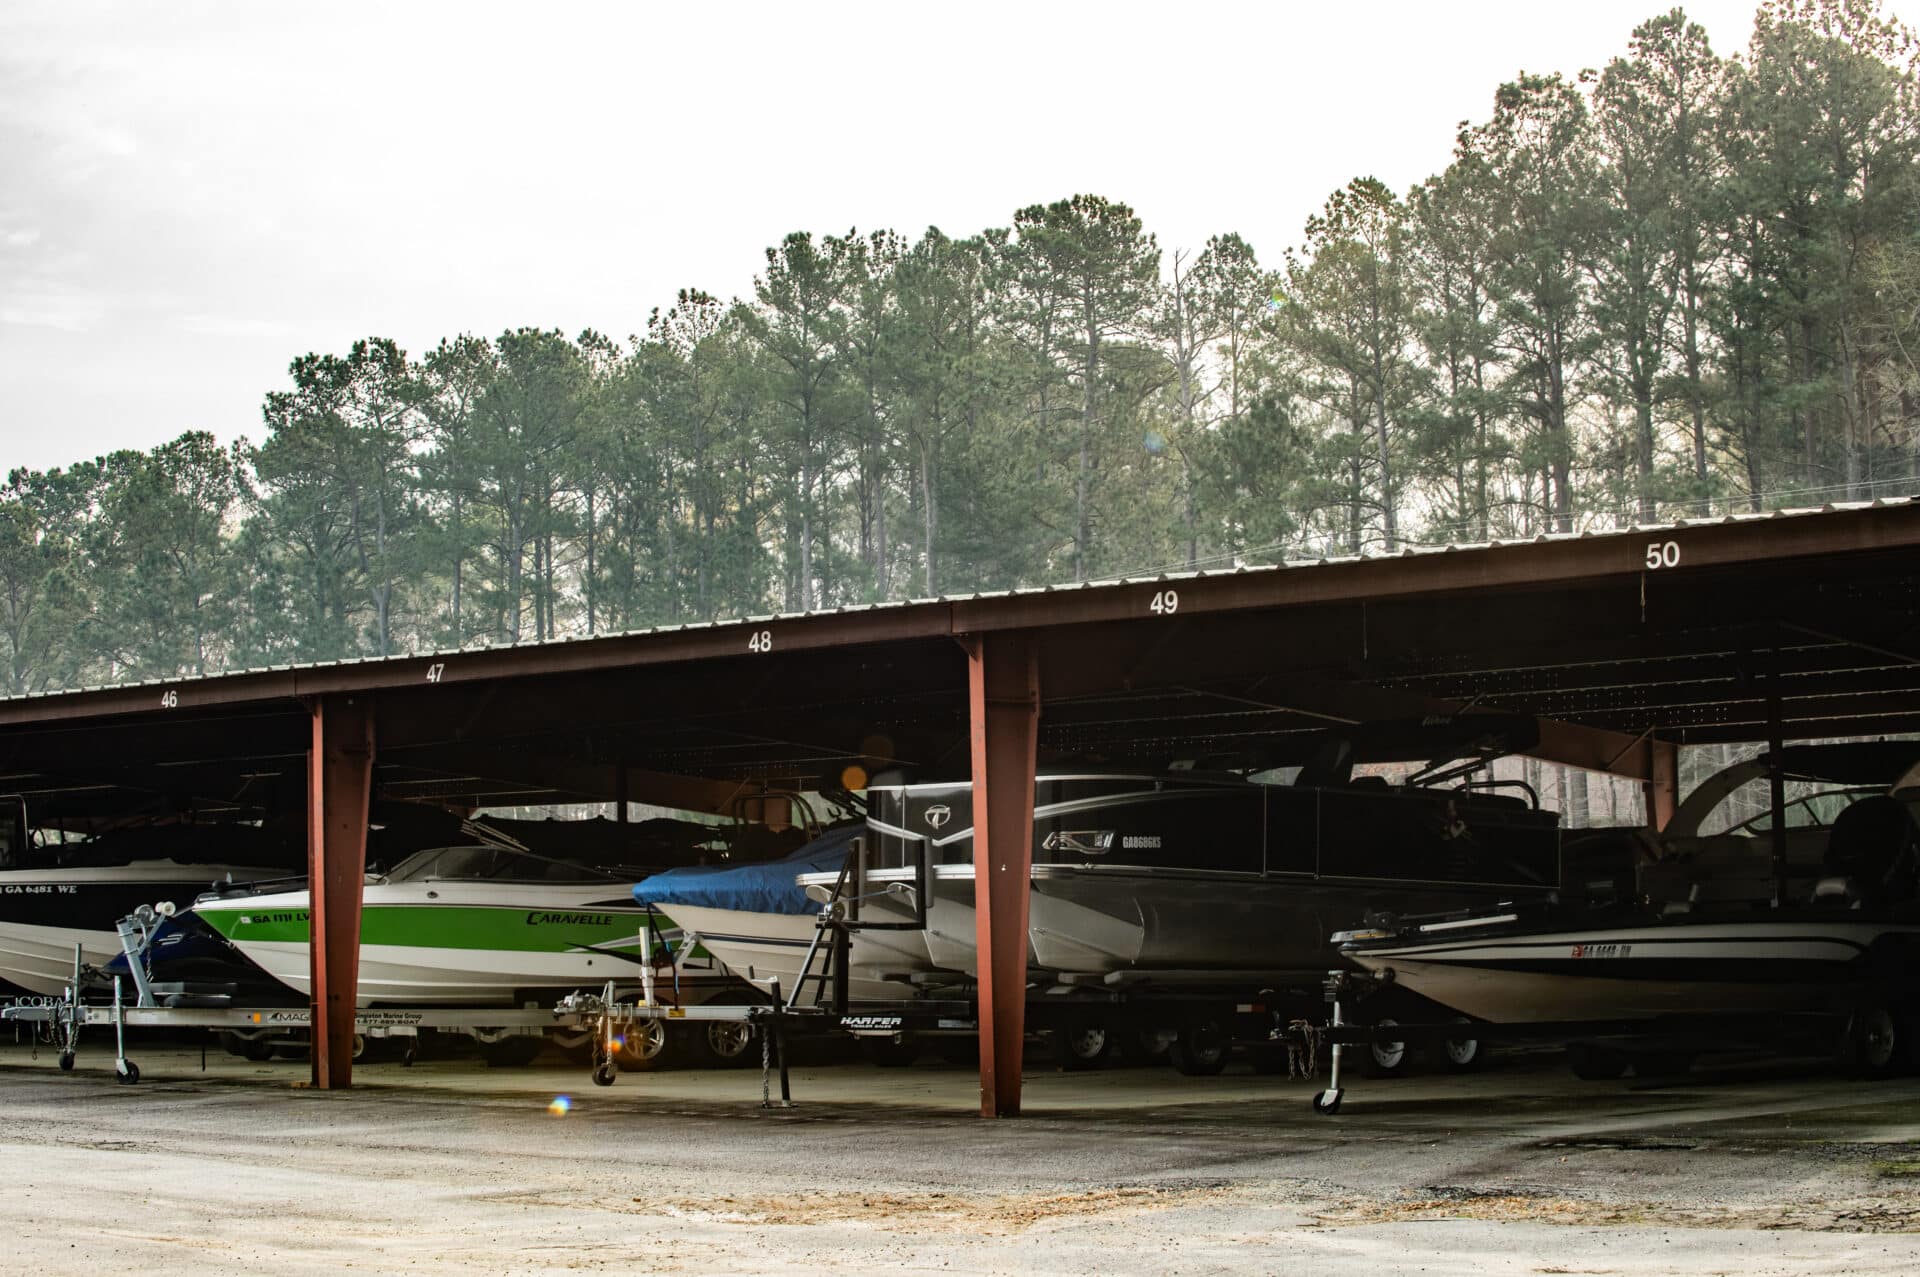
xmin=2 ymin=0 xmax=1911 ymax=474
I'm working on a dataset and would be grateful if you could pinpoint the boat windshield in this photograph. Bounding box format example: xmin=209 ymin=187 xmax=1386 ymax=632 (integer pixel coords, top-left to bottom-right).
xmin=383 ymin=844 xmax=627 ymax=884
xmin=1695 ymin=784 xmax=1886 ymax=837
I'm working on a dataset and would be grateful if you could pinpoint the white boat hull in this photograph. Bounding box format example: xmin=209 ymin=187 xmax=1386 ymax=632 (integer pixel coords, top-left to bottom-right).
xmin=0 ymin=861 xmax=289 ymax=995
xmin=222 ymin=938 xmax=655 ymax=1006
xmin=658 ymin=902 xmax=938 ymax=1003
xmin=802 ymin=864 xmax=1481 ymax=980
xmin=193 ymin=881 xmax=675 ymax=1007
xmin=0 ymin=922 xmax=119 ymax=996
xmin=1347 ymin=919 xmax=1920 ymax=1023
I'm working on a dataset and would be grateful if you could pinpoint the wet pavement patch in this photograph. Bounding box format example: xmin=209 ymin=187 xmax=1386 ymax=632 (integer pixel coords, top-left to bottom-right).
xmin=1534 ymin=1136 xmax=1699 ymax=1151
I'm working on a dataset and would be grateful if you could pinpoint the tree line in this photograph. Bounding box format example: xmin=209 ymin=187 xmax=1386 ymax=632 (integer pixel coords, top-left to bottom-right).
xmin=3 ymin=0 xmax=1917 ymax=697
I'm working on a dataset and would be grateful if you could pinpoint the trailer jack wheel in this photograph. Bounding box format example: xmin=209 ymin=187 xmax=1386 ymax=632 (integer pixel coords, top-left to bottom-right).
xmin=1311 ymin=1088 xmax=1343 ymax=1115
xmin=57 ymin=1052 xmax=74 ymax=1072
xmin=116 ymin=1061 xmax=139 ymax=1085
xmin=591 ymin=1062 xmax=617 ymax=1088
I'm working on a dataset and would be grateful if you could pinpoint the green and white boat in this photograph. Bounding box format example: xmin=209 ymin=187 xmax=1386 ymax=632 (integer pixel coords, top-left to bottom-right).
xmin=191 ymin=843 xmax=694 ymax=1007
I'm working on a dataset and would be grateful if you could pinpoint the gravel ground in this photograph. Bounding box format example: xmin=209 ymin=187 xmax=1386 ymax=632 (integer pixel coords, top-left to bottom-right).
xmin=4 ymin=1036 xmax=1919 ymax=1274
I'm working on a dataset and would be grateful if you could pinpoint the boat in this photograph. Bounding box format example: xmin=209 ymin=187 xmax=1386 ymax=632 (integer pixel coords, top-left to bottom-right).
xmin=0 ymin=805 xmax=302 ymax=997
xmin=642 ymin=715 xmax=1571 ymax=999
xmin=820 ymin=763 xmax=1564 ymax=987
xmin=100 ymin=907 xmax=306 ymax=1006
xmin=1337 ymin=905 xmax=1920 ymax=1024
xmin=1336 ymin=746 xmax=1920 ymax=1028
xmin=634 ymin=824 xmax=937 ymax=1002
xmin=191 ymin=839 xmax=692 ymax=1007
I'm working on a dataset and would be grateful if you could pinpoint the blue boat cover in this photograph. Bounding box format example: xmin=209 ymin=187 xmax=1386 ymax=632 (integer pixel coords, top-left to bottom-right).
xmin=633 ymin=824 xmax=863 ymax=916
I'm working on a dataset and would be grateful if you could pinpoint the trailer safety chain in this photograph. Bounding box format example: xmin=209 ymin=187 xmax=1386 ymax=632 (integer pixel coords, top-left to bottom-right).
xmin=760 ymin=1023 xmax=772 ymax=1107
xmin=1282 ymin=1019 xmax=1324 ymax=1079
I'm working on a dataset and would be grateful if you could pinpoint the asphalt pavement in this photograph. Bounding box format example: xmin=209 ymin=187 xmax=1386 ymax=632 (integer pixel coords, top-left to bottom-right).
xmin=4 ymin=1035 xmax=1918 ymax=1274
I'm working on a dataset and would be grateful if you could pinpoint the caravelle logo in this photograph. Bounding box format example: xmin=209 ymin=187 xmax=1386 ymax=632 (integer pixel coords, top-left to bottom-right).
xmin=923 ymin=803 xmax=952 ymax=830
xmin=525 ymin=911 xmax=614 ymax=927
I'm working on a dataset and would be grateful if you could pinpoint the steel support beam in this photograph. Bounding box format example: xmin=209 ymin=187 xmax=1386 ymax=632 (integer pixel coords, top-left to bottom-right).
xmin=1766 ymin=653 xmax=1788 ymax=904
xmin=1645 ymin=739 xmax=1678 ymax=832
xmin=966 ymin=631 xmax=1039 ymax=1119
xmin=308 ymin=695 xmax=374 ymax=1090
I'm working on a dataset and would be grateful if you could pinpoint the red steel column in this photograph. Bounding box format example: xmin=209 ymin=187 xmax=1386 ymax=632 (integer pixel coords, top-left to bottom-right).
xmin=965 ymin=631 xmax=1039 ymax=1118
xmin=308 ymin=695 xmax=374 ymax=1090
xmin=1645 ymin=739 xmax=1678 ymax=833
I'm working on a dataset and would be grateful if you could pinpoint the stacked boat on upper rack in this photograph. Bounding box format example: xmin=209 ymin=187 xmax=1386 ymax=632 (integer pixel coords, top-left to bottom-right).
xmin=635 ymin=715 xmax=1581 ymax=1003
xmin=1336 ymin=742 xmax=1920 ymax=1074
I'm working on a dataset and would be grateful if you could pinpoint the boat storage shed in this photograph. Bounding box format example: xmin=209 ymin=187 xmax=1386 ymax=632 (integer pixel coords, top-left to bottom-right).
xmin=3 ymin=498 xmax=1918 ymax=1115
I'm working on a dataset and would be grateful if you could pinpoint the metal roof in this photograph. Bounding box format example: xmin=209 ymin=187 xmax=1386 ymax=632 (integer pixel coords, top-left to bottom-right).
xmin=1 ymin=498 xmax=1916 ymax=822
xmin=4 ymin=497 xmax=1910 ymax=709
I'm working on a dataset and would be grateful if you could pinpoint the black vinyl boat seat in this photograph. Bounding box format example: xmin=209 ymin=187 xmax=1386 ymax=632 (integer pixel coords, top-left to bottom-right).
xmin=1812 ymin=795 xmax=1920 ymax=907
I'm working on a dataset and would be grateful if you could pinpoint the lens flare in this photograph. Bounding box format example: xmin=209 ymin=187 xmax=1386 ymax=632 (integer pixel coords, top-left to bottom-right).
xmin=548 ymin=1095 xmax=572 ymax=1117
xmin=840 ymin=764 xmax=869 ymax=791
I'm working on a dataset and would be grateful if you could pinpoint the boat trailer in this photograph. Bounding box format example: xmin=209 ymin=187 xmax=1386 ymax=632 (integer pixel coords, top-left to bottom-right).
xmin=1285 ymin=970 xmax=1868 ymax=1115
xmin=0 ymin=905 xmax=591 ymax=1083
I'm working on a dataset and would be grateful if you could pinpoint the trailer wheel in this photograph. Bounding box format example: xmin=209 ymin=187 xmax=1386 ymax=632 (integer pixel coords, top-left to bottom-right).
xmin=1437 ymin=1020 xmax=1486 ymax=1073
xmin=690 ymin=1021 xmax=758 ymax=1069
xmin=1566 ymin=1042 xmax=1628 ymax=1080
xmin=1363 ymin=1018 xmax=1410 ymax=1078
xmin=1169 ymin=1014 xmax=1231 ymax=1077
xmin=1049 ymin=1014 xmax=1113 ymax=1071
xmin=615 ymin=1020 xmax=676 ymax=1072
xmin=1128 ymin=1024 xmax=1176 ymax=1067
xmin=1311 ymin=1089 xmax=1342 ymax=1115
xmin=1847 ymin=1005 xmax=1902 ymax=1079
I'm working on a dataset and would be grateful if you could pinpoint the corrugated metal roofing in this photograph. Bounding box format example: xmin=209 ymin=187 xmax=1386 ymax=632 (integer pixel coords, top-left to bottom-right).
xmin=2 ymin=497 xmax=1912 ymax=707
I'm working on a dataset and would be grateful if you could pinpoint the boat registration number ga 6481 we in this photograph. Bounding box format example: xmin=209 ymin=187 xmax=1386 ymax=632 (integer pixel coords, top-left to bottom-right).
xmin=1570 ymin=943 xmax=1632 ymax=958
